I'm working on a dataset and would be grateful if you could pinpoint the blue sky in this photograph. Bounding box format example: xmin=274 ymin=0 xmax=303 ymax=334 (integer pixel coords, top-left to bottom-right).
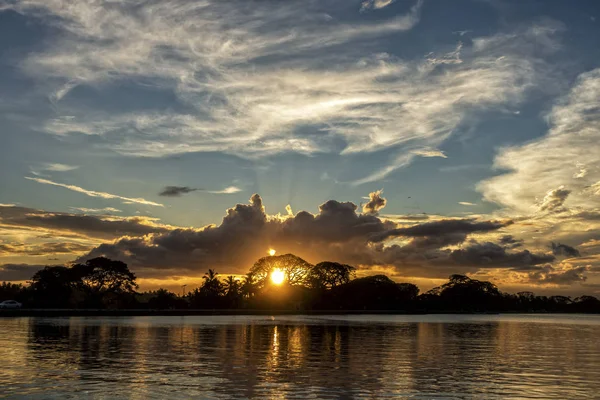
xmin=1 ymin=0 xmax=599 ymax=294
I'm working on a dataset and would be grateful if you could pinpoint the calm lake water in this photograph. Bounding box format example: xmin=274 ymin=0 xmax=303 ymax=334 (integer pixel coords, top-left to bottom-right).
xmin=1 ymin=314 xmax=599 ymax=399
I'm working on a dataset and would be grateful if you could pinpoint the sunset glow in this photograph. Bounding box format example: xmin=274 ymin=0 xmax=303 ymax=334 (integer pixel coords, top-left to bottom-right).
xmin=268 ymin=249 xmax=276 ymax=256
xmin=271 ymin=268 xmax=285 ymax=285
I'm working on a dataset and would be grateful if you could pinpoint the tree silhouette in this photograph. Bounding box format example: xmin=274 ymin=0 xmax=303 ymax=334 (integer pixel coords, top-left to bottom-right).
xmin=325 ymin=275 xmax=413 ymax=310
xmin=72 ymin=257 xmax=138 ymax=294
xmin=201 ymin=269 xmax=225 ymax=297
xmin=223 ymin=275 xmax=242 ymax=308
xmin=224 ymin=276 xmax=239 ymax=295
xmin=3 ymin=255 xmax=600 ymax=313
xmin=29 ymin=266 xmax=77 ymax=308
xmin=249 ymin=254 xmax=313 ymax=288
xmin=146 ymin=288 xmax=185 ymax=309
xmin=185 ymin=269 xmax=226 ymax=308
xmin=0 ymin=282 xmax=25 ymax=302
xmin=241 ymin=272 xmax=256 ymax=299
xmin=426 ymin=274 xmax=502 ymax=311
xmin=307 ymin=261 xmax=356 ymax=289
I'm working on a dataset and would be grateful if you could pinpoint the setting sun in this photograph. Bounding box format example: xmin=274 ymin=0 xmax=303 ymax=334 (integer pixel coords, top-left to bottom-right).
xmin=270 ymin=268 xmax=285 ymax=285
xmin=268 ymin=249 xmax=276 ymax=256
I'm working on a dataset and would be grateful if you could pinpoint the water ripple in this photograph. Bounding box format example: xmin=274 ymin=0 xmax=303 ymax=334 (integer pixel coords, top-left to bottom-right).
xmin=0 ymin=315 xmax=599 ymax=399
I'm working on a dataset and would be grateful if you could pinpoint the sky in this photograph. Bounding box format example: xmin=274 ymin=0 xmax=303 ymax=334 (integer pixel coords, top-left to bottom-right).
xmin=0 ymin=0 xmax=599 ymax=295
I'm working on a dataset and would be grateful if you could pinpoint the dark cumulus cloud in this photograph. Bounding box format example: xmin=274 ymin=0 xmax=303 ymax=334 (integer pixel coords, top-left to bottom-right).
xmin=0 ymin=264 xmax=47 ymax=281
xmin=80 ymin=195 xmax=393 ymax=277
xmin=362 ymin=190 xmax=387 ymax=215
xmin=370 ymin=219 xmax=511 ymax=242
xmin=551 ymin=242 xmax=581 ymax=258
xmin=391 ymin=214 xmax=430 ymax=221
xmin=499 ymin=235 xmax=523 ymax=249
xmin=450 ymin=242 xmax=555 ymax=268
xmin=74 ymin=193 xmax=554 ymax=281
xmin=159 ymin=186 xmax=199 ymax=197
xmin=525 ymin=265 xmax=588 ymax=285
xmin=0 ymin=205 xmax=170 ymax=239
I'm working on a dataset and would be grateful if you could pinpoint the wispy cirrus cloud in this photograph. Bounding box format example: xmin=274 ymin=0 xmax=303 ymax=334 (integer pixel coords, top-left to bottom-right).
xmin=25 ymin=177 xmax=163 ymax=207
xmin=411 ymin=149 xmax=448 ymax=158
xmin=3 ymin=1 xmax=561 ymax=185
xmin=480 ymin=69 xmax=600 ymax=215
xmin=208 ymin=186 xmax=242 ymax=195
xmin=69 ymin=207 xmax=122 ymax=214
xmin=29 ymin=162 xmax=79 ymax=177
xmin=42 ymin=163 xmax=79 ymax=172
xmin=361 ymin=0 xmax=397 ymax=11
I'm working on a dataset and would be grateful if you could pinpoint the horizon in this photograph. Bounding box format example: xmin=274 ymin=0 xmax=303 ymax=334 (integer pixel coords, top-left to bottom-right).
xmin=1 ymin=0 xmax=600 ymax=298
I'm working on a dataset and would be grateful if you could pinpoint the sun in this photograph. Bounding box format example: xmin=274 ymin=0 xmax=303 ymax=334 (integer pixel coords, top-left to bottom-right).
xmin=268 ymin=248 xmax=276 ymax=256
xmin=271 ymin=268 xmax=285 ymax=285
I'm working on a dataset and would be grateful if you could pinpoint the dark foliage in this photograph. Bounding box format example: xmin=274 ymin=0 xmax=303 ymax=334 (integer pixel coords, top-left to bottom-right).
xmin=307 ymin=262 xmax=356 ymax=289
xmin=1 ymin=255 xmax=599 ymax=313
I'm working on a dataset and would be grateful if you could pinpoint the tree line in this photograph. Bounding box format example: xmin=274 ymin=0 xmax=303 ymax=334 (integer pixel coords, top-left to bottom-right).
xmin=1 ymin=254 xmax=599 ymax=313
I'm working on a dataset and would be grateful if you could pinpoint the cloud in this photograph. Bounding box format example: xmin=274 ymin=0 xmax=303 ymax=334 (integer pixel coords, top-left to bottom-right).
xmin=411 ymin=149 xmax=448 ymax=158
xmin=449 ymin=241 xmax=555 ymax=268
xmin=69 ymin=207 xmax=121 ymax=214
xmin=0 ymin=242 xmax=90 ymax=256
xmin=551 ymin=242 xmax=581 ymax=258
xmin=480 ymin=69 xmax=600 ymax=216
xmin=361 ymin=0 xmax=398 ymax=11
xmin=4 ymin=1 xmax=561 ymax=184
xmin=459 ymin=201 xmax=477 ymax=206
xmin=42 ymin=163 xmax=79 ymax=172
xmin=78 ymin=194 xmax=393 ymax=275
xmin=370 ymin=218 xmax=511 ymax=242
xmin=0 ymin=205 xmax=171 ymax=240
xmin=159 ymin=185 xmax=242 ymax=196
xmin=382 ymin=214 xmax=430 ymax=222
xmin=362 ymin=190 xmax=387 ymax=214
xmin=498 ymin=235 xmax=523 ymax=249
xmin=525 ymin=264 xmax=588 ymax=285
xmin=74 ymin=194 xmax=549 ymax=281
xmin=25 ymin=177 xmax=163 ymax=207
xmin=440 ymin=164 xmax=489 ymax=173
xmin=574 ymin=162 xmax=587 ymax=178
xmin=285 ymin=205 xmax=294 ymax=216
xmin=159 ymin=186 xmax=199 ymax=197
xmin=208 ymin=186 xmax=242 ymax=195
xmin=0 ymin=264 xmax=46 ymax=281
xmin=539 ymin=186 xmax=571 ymax=212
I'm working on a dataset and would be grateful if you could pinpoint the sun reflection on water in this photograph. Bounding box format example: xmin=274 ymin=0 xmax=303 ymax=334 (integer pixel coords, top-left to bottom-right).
xmin=0 ymin=316 xmax=599 ymax=398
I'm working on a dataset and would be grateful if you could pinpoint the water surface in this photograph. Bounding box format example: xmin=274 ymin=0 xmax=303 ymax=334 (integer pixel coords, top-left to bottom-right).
xmin=1 ymin=314 xmax=599 ymax=399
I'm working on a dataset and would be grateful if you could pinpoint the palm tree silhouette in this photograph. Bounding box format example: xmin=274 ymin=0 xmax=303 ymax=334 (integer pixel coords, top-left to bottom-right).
xmin=203 ymin=269 xmax=219 ymax=283
xmin=224 ymin=275 xmax=240 ymax=296
xmin=241 ymin=272 xmax=256 ymax=299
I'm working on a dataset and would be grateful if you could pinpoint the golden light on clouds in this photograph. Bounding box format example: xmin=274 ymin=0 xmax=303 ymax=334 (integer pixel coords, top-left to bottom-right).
xmin=271 ymin=268 xmax=285 ymax=285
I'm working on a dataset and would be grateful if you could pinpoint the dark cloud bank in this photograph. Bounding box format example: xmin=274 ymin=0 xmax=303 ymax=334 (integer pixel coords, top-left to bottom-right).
xmin=76 ymin=194 xmax=558 ymax=280
xmin=0 ymin=194 xmax=586 ymax=285
xmin=0 ymin=205 xmax=170 ymax=239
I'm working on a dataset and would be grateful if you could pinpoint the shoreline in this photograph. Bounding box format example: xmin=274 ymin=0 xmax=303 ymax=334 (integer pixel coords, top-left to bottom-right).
xmin=1 ymin=309 xmax=595 ymax=317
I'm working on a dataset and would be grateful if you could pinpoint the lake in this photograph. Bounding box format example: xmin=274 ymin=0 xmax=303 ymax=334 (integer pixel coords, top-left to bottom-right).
xmin=1 ymin=314 xmax=599 ymax=399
